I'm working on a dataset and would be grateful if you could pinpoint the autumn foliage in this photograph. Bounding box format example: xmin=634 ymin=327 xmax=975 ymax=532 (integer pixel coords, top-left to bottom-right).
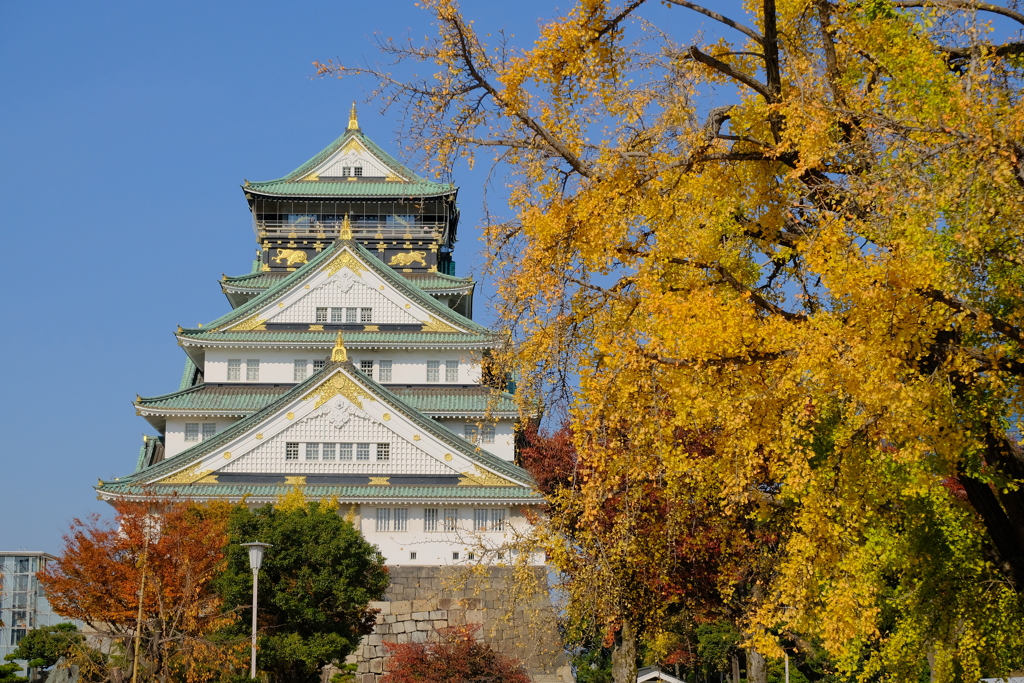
xmin=380 ymin=625 xmax=529 ymax=683
xmin=39 ymin=500 xmax=246 ymax=682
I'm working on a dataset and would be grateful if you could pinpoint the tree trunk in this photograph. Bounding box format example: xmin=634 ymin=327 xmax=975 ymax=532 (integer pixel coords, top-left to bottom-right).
xmin=731 ymin=653 xmax=741 ymax=683
xmin=747 ymin=647 xmax=766 ymax=683
xmin=611 ymin=618 xmax=638 ymax=683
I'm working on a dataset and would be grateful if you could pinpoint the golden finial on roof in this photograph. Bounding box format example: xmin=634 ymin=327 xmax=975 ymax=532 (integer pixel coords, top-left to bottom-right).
xmin=340 ymin=214 xmax=353 ymax=240
xmin=331 ymin=330 xmax=348 ymax=362
xmin=348 ymin=101 xmax=359 ymax=130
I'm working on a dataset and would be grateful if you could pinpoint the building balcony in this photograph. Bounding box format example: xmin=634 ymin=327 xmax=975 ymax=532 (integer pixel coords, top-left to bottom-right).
xmin=255 ymin=218 xmax=445 ymax=242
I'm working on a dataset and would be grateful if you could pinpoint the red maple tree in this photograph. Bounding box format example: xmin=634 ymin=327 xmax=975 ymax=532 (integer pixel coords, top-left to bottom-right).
xmin=381 ymin=625 xmax=530 ymax=683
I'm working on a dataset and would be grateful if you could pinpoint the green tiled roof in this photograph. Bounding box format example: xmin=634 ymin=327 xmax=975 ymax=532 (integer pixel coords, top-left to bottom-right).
xmin=137 ymin=384 xmax=518 ymax=417
xmin=402 ymin=273 xmax=476 ymax=292
xmin=222 ymin=272 xmax=288 ymax=290
xmin=245 ymin=129 xmax=455 ymax=199
xmin=179 ymin=358 xmax=200 ymax=390
xmin=105 ymin=361 xmax=533 ymax=487
xmin=222 ymin=271 xmax=475 ymax=294
xmin=98 ymin=482 xmax=542 ymax=502
xmin=179 ymin=330 xmax=493 ymax=346
xmin=182 ymin=237 xmax=491 ymax=341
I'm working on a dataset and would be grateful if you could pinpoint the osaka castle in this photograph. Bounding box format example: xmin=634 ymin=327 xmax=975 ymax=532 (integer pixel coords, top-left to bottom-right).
xmin=96 ymin=106 xmax=542 ymax=566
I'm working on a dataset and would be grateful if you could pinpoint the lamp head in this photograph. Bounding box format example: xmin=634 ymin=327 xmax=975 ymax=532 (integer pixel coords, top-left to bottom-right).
xmin=240 ymin=542 xmax=271 ymax=571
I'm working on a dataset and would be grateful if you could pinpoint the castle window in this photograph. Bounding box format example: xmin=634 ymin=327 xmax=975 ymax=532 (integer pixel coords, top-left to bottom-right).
xmin=342 ymin=166 xmax=351 ymax=176
xmin=376 ymin=443 xmax=390 ymax=461
xmin=339 ymin=443 xmax=353 ymax=460
xmin=294 ymin=360 xmax=308 ymax=382
xmin=353 ymin=166 xmax=363 ymax=176
xmin=202 ymin=423 xmax=217 ymax=440
xmin=424 ymin=508 xmax=438 ymax=532
xmin=331 ymin=308 xmax=344 ymax=324
xmin=376 ymin=508 xmax=391 ymax=532
xmin=452 ymin=551 xmax=460 ymax=560
xmin=313 ymin=360 xmax=326 ymax=372
xmin=410 ymin=552 xmax=417 ymax=560
xmin=360 ymin=308 xmax=373 ymax=323
xmin=465 ymin=424 xmax=495 ymax=444
xmin=346 ymin=307 xmax=358 ymax=324
xmin=305 ymin=443 xmax=320 ymax=461
xmin=427 ymin=361 xmax=440 ymax=382
xmin=356 ymin=443 xmax=371 ymax=461
xmin=393 ymin=508 xmax=408 ymax=532
xmin=360 ymin=360 xmax=374 ymax=377
xmin=322 ymin=443 xmax=336 ymax=461
xmin=491 ymin=509 xmax=506 ymax=532
xmin=316 ymin=308 xmax=328 ymax=323
xmin=474 ymin=509 xmax=489 ymax=532
xmin=285 ymin=443 xmax=299 ymax=460
xmin=467 ymin=552 xmax=476 ymax=560
xmin=379 ymin=360 xmax=393 ymax=382
xmin=246 ymin=359 xmax=260 ymax=382
xmin=445 ymin=361 xmax=458 ymax=383
xmin=185 ymin=423 xmax=200 ymax=442
xmin=227 ymin=359 xmax=241 ymax=381
xmin=443 ymin=508 xmax=458 ymax=532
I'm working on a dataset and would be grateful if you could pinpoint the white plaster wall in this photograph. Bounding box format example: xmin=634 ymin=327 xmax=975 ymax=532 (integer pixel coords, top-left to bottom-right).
xmin=436 ymin=419 xmax=516 ymax=462
xmin=164 ymin=418 xmax=235 ymax=458
xmin=359 ymin=505 xmax=538 ymax=565
xmin=349 ymin=350 xmax=483 ymax=385
xmin=266 ymin=274 xmax=419 ymax=325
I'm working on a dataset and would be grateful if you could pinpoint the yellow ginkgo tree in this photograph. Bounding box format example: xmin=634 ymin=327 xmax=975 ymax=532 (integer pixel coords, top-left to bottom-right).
xmin=321 ymin=0 xmax=1024 ymax=679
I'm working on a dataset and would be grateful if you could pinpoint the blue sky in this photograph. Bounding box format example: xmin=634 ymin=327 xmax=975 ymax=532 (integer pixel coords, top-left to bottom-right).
xmin=0 ymin=1 xmax=723 ymax=552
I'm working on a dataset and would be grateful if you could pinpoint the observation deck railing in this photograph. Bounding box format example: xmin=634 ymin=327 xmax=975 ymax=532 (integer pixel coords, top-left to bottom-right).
xmin=255 ymin=219 xmax=444 ymax=241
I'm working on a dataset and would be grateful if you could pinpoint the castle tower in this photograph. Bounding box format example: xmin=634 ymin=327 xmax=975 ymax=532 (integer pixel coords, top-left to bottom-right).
xmin=97 ymin=109 xmax=541 ymax=565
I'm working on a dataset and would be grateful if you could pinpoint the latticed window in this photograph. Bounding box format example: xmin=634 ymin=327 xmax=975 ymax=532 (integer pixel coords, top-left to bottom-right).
xmin=474 ymin=509 xmax=489 ymax=532
xmin=376 ymin=508 xmax=391 ymax=532
xmin=445 ymin=361 xmax=458 ymax=383
xmin=339 ymin=443 xmax=353 ymax=460
xmin=316 ymin=308 xmax=328 ymax=323
xmin=185 ymin=423 xmax=200 ymax=442
xmin=393 ymin=509 xmax=408 ymax=532
xmin=353 ymin=166 xmax=363 ymax=176
xmin=464 ymin=424 xmax=478 ymax=443
xmin=481 ymin=425 xmax=495 ymax=444
xmin=342 ymin=166 xmax=351 ymax=176
xmin=285 ymin=443 xmax=299 ymax=460
xmin=443 ymin=508 xmax=458 ymax=532
xmin=202 ymin=423 xmax=217 ymax=440
xmin=379 ymin=360 xmax=393 ymax=382
xmin=294 ymin=360 xmax=308 ymax=382
xmin=376 ymin=443 xmax=390 ymax=461
xmin=322 ymin=443 xmax=336 ymax=461
xmin=246 ymin=359 xmax=260 ymax=381
xmin=346 ymin=307 xmax=358 ymax=323
xmin=356 ymin=443 xmax=371 ymax=461
xmin=491 ymin=509 xmax=506 ymax=532
xmin=360 ymin=360 xmax=374 ymax=377
xmin=305 ymin=443 xmax=320 ymax=461
xmin=360 ymin=308 xmax=373 ymax=323
xmin=424 ymin=508 xmax=438 ymax=532
xmin=427 ymin=361 xmax=440 ymax=382
xmin=227 ymin=359 xmax=241 ymax=381
xmin=313 ymin=360 xmax=326 ymax=371
xmin=331 ymin=308 xmax=344 ymax=323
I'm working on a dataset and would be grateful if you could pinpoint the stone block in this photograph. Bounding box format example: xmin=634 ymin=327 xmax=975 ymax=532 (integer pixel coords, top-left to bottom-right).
xmin=374 ymin=614 xmax=385 ymax=625
xmin=411 ymin=612 xmax=429 ymax=620
xmin=416 ymin=621 xmax=431 ymax=631
xmin=412 ymin=599 xmax=432 ymax=612
xmin=384 ymin=615 xmax=396 ymax=623
xmin=432 ymin=620 xmax=448 ymax=629
xmin=395 ymin=633 xmax=409 ymax=644
xmin=437 ymin=598 xmax=453 ymax=610
xmin=390 ymin=600 xmax=411 ymax=615
xmin=360 ymin=673 xmax=374 ymax=683
xmin=428 ymin=610 xmax=446 ymax=620
xmin=374 ymin=602 xmax=391 ymax=615
xmin=391 ymin=621 xmax=405 ymax=634
xmin=410 ymin=630 xmax=427 ymax=643
xmin=395 ymin=612 xmax=411 ymax=622
xmin=367 ymin=635 xmax=382 ymax=646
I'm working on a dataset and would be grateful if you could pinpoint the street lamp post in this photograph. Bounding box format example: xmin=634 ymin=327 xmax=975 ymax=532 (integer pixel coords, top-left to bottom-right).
xmin=240 ymin=542 xmax=271 ymax=680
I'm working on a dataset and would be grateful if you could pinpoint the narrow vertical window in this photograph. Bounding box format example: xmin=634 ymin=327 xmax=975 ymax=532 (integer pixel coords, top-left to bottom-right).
xmin=339 ymin=443 xmax=353 ymax=460
xmin=305 ymin=443 xmax=320 ymax=461
xmin=379 ymin=360 xmax=393 ymax=382
xmin=360 ymin=360 xmax=374 ymax=377
xmin=424 ymin=508 xmax=438 ymax=532
xmin=376 ymin=508 xmax=391 ymax=532
xmin=285 ymin=443 xmax=299 ymax=460
xmin=246 ymin=359 xmax=260 ymax=381
xmin=184 ymin=423 xmax=200 ymax=442
xmin=202 ymin=423 xmax=217 ymax=440
xmin=491 ymin=509 xmax=506 ymax=532
xmin=481 ymin=425 xmax=495 ymax=444
xmin=427 ymin=361 xmax=440 ymax=382
xmin=452 ymin=551 xmax=460 ymax=560
xmin=294 ymin=359 xmax=308 ymax=382
xmin=227 ymin=359 xmax=241 ymax=381
xmin=474 ymin=509 xmax=488 ymax=532
xmin=393 ymin=508 xmax=408 ymax=532
xmin=315 ymin=308 xmax=328 ymax=323
xmin=464 ymin=425 xmax=479 ymax=443
xmin=360 ymin=308 xmax=372 ymax=323
xmin=445 ymin=361 xmax=458 ymax=383
xmin=443 ymin=508 xmax=458 ymax=532
xmin=376 ymin=443 xmax=390 ymax=461
xmin=356 ymin=443 xmax=370 ymax=461
xmin=313 ymin=359 xmax=326 ymax=372
xmin=331 ymin=308 xmax=344 ymax=323
xmin=346 ymin=307 xmax=358 ymax=323
xmin=410 ymin=552 xmax=417 ymax=560
xmin=322 ymin=443 xmax=336 ymax=461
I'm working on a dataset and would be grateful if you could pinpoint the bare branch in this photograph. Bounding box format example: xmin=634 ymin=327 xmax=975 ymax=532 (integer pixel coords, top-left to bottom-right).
xmin=663 ymin=0 xmax=766 ymax=45
xmin=918 ymin=287 xmax=1024 ymax=346
xmin=668 ymin=257 xmax=808 ymax=321
xmin=688 ymin=46 xmax=777 ymax=103
xmin=891 ymin=0 xmax=1024 ymax=27
xmin=645 ymin=350 xmax=790 ymax=367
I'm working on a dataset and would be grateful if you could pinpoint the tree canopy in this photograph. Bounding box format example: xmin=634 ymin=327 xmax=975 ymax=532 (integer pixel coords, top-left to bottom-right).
xmin=380 ymin=624 xmax=530 ymax=683
xmin=322 ymin=0 xmax=1024 ymax=679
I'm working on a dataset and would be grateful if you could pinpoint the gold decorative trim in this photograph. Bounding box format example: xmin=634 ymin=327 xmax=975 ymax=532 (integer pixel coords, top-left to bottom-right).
xmin=339 ymin=214 xmax=353 ymax=240
xmin=363 ymin=325 xmax=379 ymax=331
xmin=368 ymin=477 xmax=391 ymax=486
xmin=309 ymin=324 xmax=324 ymax=331
xmin=458 ymin=465 xmax=516 ymax=487
xmin=388 ymin=251 xmax=427 ymax=268
xmin=278 ymin=303 xmax=285 ymax=308
xmin=228 ymin=315 xmax=267 ymax=332
xmin=444 ymin=453 xmax=453 ymax=461
xmin=348 ymin=102 xmax=359 ymax=130
xmin=324 ymin=249 xmax=364 ymax=277
xmin=421 ymin=316 xmax=459 ymax=333
xmin=256 ymin=434 xmax=263 ymax=440
xmin=157 ymin=467 xmax=214 ymax=485
xmin=285 ymin=476 xmax=307 ymax=486
xmin=287 ymin=412 xmax=295 ymax=420
xmin=331 ymin=331 xmax=348 ymax=362
xmin=223 ymin=452 xmax=232 ymax=459
xmin=300 ymin=172 xmax=320 ymax=182
xmin=303 ymin=372 xmax=373 ymax=409
xmin=382 ymin=413 xmax=391 ymax=421
xmin=195 ymin=474 xmax=220 ymax=484
xmin=413 ymin=435 xmax=421 ymax=441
